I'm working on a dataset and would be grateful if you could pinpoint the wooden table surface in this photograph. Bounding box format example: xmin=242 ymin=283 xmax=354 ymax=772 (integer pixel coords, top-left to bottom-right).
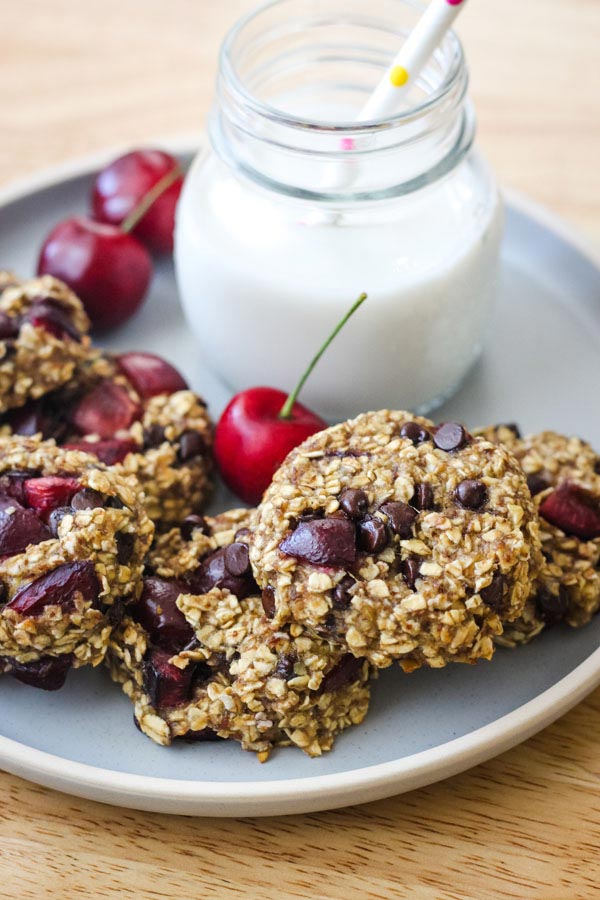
xmin=1 ymin=1 xmax=600 ymax=897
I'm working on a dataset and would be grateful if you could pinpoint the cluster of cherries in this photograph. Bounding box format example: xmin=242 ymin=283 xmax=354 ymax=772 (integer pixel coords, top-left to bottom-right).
xmin=38 ymin=150 xmax=183 ymax=330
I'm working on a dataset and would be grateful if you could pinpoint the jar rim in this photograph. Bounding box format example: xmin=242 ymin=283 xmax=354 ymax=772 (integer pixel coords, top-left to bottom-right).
xmin=220 ymin=0 xmax=466 ymax=133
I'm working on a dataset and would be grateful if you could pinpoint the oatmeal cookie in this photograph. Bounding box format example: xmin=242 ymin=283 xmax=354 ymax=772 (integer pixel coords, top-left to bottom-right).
xmin=0 ymin=437 xmax=153 ymax=689
xmin=0 ymin=350 xmax=214 ymax=525
xmin=251 ymin=410 xmax=542 ymax=670
xmin=475 ymin=425 xmax=600 ymax=633
xmin=107 ymin=510 xmax=372 ymax=757
xmin=0 ymin=273 xmax=91 ymax=413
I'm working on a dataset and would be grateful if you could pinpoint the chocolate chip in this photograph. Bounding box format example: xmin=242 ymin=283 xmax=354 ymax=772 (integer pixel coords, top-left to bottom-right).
xmin=401 ymin=557 xmax=421 ymax=590
xmin=116 ymin=532 xmax=135 ymax=565
xmin=279 ymin=517 xmax=356 ymax=567
xmin=399 ymin=421 xmax=431 ymax=444
xmin=48 ymin=506 xmax=72 ymax=537
xmin=455 ymin=480 xmax=488 ymax=510
xmin=480 ymin=574 xmax=506 ymax=611
xmin=180 ymin=514 xmax=209 ymax=540
xmin=178 ymin=430 xmax=206 ymax=462
xmin=434 ymin=423 xmax=468 ymax=452
xmin=379 ymin=502 xmax=418 ymax=538
xmin=181 ymin=728 xmax=222 ymax=743
xmin=535 ymin=585 xmax=569 ymax=626
xmin=224 ymin=542 xmax=250 ymax=577
xmin=411 ymin=483 xmax=434 ymax=511
xmin=143 ymin=424 xmax=166 ymax=448
xmin=274 ymin=654 xmax=295 ymax=680
xmin=234 ymin=527 xmax=251 ymax=541
xmin=71 ymin=488 xmax=105 ymax=510
xmin=261 ymin=586 xmax=275 ymax=618
xmin=106 ymin=496 xmax=126 ymax=510
xmin=332 ymin=575 xmax=355 ymax=609
xmin=595 ymin=459 xmax=600 ymax=476
xmin=339 ymin=488 xmax=369 ymax=520
xmin=502 ymin=423 xmax=522 ymax=439
xmin=0 ymin=580 xmax=7 ymax=605
xmin=357 ymin=516 xmax=389 ymax=554
xmin=527 ymin=473 xmax=551 ymax=496
xmin=320 ymin=655 xmax=363 ymax=694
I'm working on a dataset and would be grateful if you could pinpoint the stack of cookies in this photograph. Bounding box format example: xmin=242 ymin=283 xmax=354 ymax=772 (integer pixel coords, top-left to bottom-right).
xmin=0 ymin=272 xmax=598 ymax=761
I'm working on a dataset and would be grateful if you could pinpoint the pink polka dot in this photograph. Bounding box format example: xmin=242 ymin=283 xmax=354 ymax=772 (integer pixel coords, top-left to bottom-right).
xmin=341 ymin=138 xmax=355 ymax=151
xmin=446 ymin=0 xmax=464 ymax=4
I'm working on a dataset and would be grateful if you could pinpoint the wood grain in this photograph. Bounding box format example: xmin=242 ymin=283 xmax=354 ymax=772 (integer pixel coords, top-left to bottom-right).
xmin=0 ymin=1 xmax=599 ymax=897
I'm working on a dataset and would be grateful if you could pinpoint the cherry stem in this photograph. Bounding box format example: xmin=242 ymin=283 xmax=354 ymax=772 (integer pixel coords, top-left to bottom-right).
xmin=279 ymin=292 xmax=367 ymax=420
xmin=121 ymin=165 xmax=183 ymax=234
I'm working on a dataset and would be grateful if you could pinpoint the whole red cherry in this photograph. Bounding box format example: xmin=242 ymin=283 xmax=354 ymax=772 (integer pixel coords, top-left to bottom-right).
xmin=214 ymin=293 xmax=367 ymax=504
xmin=37 ymin=216 xmax=152 ymax=331
xmin=92 ymin=150 xmax=183 ymax=254
xmin=214 ymin=387 xmax=326 ymax=505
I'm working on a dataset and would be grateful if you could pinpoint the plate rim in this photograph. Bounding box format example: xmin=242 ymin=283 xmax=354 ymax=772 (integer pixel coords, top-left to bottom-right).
xmin=1 ymin=139 xmax=599 ymax=813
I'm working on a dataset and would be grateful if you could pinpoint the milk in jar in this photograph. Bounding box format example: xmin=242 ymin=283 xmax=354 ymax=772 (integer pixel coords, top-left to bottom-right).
xmin=175 ymin=0 xmax=503 ymax=421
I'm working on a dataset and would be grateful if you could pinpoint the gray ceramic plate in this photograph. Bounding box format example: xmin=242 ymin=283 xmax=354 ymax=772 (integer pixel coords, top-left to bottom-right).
xmin=0 ymin=139 xmax=599 ymax=817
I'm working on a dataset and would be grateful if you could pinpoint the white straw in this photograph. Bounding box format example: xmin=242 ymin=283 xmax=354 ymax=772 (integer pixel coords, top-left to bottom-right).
xmin=357 ymin=0 xmax=469 ymax=122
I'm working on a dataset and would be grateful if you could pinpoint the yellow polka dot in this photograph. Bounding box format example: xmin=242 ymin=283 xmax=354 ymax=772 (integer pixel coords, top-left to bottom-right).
xmin=390 ymin=66 xmax=409 ymax=87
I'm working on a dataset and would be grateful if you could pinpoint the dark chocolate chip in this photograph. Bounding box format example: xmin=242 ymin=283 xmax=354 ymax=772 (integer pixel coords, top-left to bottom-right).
xmin=279 ymin=517 xmax=357 ymax=567
xmin=480 ymin=574 xmax=506 ymax=611
xmin=527 ymin=473 xmax=551 ymax=497
xmin=106 ymin=496 xmax=126 ymax=510
xmin=180 ymin=728 xmax=222 ymax=743
xmin=339 ymin=488 xmax=369 ymax=520
xmin=502 ymin=423 xmax=522 ymax=439
xmin=399 ymin=421 xmax=431 ymax=444
xmin=379 ymin=502 xmax=418 ymax=538
xmin=0 ymin=580 xmax=7 ymax=605
xmin=224 ymin=542 xmax=250 ymax=577
xmin=411 ymin=483 xmax=434 ymax=511
xmin=143 ymin=424 xmax=166 ymax=449
xmin=178 ymin=430 xmax=206 ymax=462
xmin=48 ymin=506 xmax=73 ymax=537
xmin=116 ymin=532 xmax=135 ymax=565
xmin=434 ymin=422 xmax=468 ymax=452
xmin=180 ymin=514 xmax=209 ymax=540
xmin=455 ymin=479 xmax=488 ymax=510
xmin=234 ymin=527 xmax=251 ymax=541
xmin=535 ymin=585 xmax=569 ymax=626
xmin=401 ymin=557 xmax=421 ymax=590
xmin=261 ymin=587 xmax=275 ymax=618
xmin=332 ymin=575 xmax=355 ymax=609
xmin=71 ymin=488 xmax=105 ymax=510
xmin=357 ymin=516 xmax=389 ymax=554
xmin=274 ymin=654 xmax=295 ymax=680
xmin=595 ymin=459 xmax=600 ymax=476
xmin=299 ymin=508 xmax=324 ymax=523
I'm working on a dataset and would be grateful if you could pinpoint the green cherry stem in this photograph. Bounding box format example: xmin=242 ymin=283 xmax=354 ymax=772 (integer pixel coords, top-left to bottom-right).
xmin=120 ymin=164 xmax=183 ymax=234
xmin=278 ymin=292 xmax=368 ymax=420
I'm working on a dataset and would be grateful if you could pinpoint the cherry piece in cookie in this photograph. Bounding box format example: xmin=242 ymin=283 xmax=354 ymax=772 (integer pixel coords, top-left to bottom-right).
xmin=130 ymin=577 xmax=194 ymax=653
xmin=37 ymin=216 xmax=152 ymax=331
xmin=539 ymin=482 xmax=600 ymax=540
xmin=7 ymin=560 xmax=101 ymax=616
xmin=116 ymin=351 xmax=188 ymax=398
xmin=70 ymin=380 xmax=142 ymax=438
xmin=92 ymin=150 xmax=183 ymax=254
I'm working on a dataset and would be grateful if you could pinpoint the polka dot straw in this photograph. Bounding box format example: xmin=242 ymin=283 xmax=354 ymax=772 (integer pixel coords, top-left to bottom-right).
xmin=357 ymin=0 xmax=471 ymax=122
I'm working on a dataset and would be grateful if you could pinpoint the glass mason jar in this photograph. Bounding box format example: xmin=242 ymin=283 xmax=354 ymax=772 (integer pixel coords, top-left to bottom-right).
xmin=175 ymin=0 xmax=503 ymax=421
